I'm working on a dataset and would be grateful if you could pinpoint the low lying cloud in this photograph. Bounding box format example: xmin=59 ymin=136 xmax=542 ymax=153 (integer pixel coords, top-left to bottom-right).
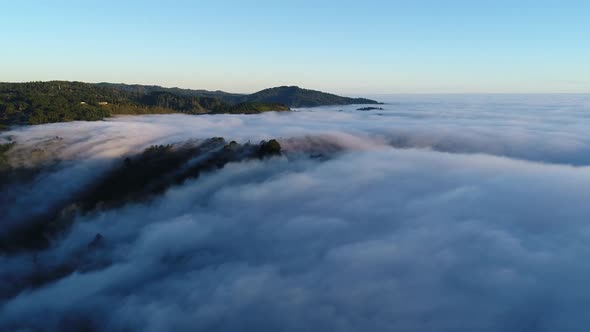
xmin=1 ymin=94 xmax=590 ymax=331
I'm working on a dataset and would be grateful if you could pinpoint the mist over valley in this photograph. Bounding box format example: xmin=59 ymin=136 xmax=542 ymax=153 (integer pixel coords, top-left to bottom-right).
xmin=2 ymin=94 xmax=590 ymax=331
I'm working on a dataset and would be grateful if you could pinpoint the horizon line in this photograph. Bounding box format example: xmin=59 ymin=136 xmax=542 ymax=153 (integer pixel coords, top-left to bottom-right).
xmin=2 ymin=79 xmax=589 ymax=96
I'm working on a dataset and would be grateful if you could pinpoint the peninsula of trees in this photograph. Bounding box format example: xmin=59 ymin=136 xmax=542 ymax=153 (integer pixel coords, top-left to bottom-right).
xmin=0 ymin=81 xmax=380 ymax=126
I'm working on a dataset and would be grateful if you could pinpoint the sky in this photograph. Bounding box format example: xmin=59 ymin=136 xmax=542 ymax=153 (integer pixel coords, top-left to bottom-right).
xmin=1 ymin=0 xmax=590 ymax=94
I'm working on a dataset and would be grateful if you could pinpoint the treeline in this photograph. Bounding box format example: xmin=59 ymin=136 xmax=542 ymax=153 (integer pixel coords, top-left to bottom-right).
xmin=0 ymin=82 xmax=118 ymax=125
xmin=99 ymin=83 xmax=382 ymax=107
xmin=0 ymin=81 xmax=380 ymax=126
xmin=0 ymin=81 xmax=289 ymax=126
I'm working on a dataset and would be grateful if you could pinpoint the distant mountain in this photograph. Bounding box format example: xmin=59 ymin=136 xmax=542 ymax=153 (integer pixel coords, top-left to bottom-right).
xmin=241 ymin=86 xmax=380 ymax=108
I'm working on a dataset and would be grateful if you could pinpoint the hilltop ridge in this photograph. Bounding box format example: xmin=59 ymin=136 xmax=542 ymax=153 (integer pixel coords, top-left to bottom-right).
xmin=96 ymin=83 xmax=380 ymax=107
xmin=242 ymin=86 xmax=380 ymax=107
xmin=0 ymin=81 xmax=380 ymax=126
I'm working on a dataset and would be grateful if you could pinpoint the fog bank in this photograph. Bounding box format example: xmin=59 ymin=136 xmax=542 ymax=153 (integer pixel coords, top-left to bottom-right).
xmin=1 ymin=94 xmax=590 ymax=331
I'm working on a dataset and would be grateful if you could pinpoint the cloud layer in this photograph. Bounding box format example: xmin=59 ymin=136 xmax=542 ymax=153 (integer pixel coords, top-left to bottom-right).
xmin=1 ymin=94 xmax=590 ymax=331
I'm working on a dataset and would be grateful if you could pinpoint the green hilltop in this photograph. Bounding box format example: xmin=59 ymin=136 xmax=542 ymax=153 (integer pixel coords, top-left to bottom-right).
xmin=0 ymin=81 xmax=379 ymax=126
xmin=241 ymin=86 xmax=380 ymax=108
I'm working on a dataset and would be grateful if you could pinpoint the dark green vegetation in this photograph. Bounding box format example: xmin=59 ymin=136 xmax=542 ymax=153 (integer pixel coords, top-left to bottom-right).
xmin=96 ymin=82 xmax=243 ymax=100
xmin=0 ymin=142 xmax=15 ymax=166
xmin=244 ymin=86 xmax=381 ymax=107
xmin=357 ymin=107 xmax=384 ymax=111
xmin=0 ymin=82 xmax=113 ymax=125
xmin=0 ymin=82 xmax=290 ymax=126
xmin=0 ymin=81 xmax=378 ymax=126
xmin=97 ymin=82 xmax=381 ymax=107
xmin=217 ymin=102 xmax=290 ymax=114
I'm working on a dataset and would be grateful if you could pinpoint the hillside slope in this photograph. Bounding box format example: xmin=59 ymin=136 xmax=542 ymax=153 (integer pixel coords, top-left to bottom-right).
xmin=242 ymin=86 xmax=380 ymax=107
xmin=95 ymin=82 xmax=243 ymax=101
xmin=95 ymin=83 xmax=379 ymax=107
xmin=0 ymin=81 xmax=379 ymax=126
xmin=0 ymin=82 xmax=289 ymax=125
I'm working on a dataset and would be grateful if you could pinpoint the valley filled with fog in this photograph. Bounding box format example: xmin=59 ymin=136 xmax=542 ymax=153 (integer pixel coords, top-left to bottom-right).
xmin=2 ymin=94 xmax=590 ymax=331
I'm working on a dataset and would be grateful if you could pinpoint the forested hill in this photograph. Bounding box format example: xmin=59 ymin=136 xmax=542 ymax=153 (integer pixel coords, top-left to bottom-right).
xmin=95 ymin=82 xmax=243 ymax=101
xmin=240 ymin=86 xmax=380 ymax=107
xmin=0 ymin=81 xmax=380 ymax=126
xmin=0 ymin=81 xmax=289 ymax=126
xmin=97 ymin=83 xmax=381 ymax=108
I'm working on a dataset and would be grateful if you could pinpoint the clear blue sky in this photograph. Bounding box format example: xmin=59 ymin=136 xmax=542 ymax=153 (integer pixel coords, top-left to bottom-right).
xmin=1 ymin=0 xmax=589 ymax=94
